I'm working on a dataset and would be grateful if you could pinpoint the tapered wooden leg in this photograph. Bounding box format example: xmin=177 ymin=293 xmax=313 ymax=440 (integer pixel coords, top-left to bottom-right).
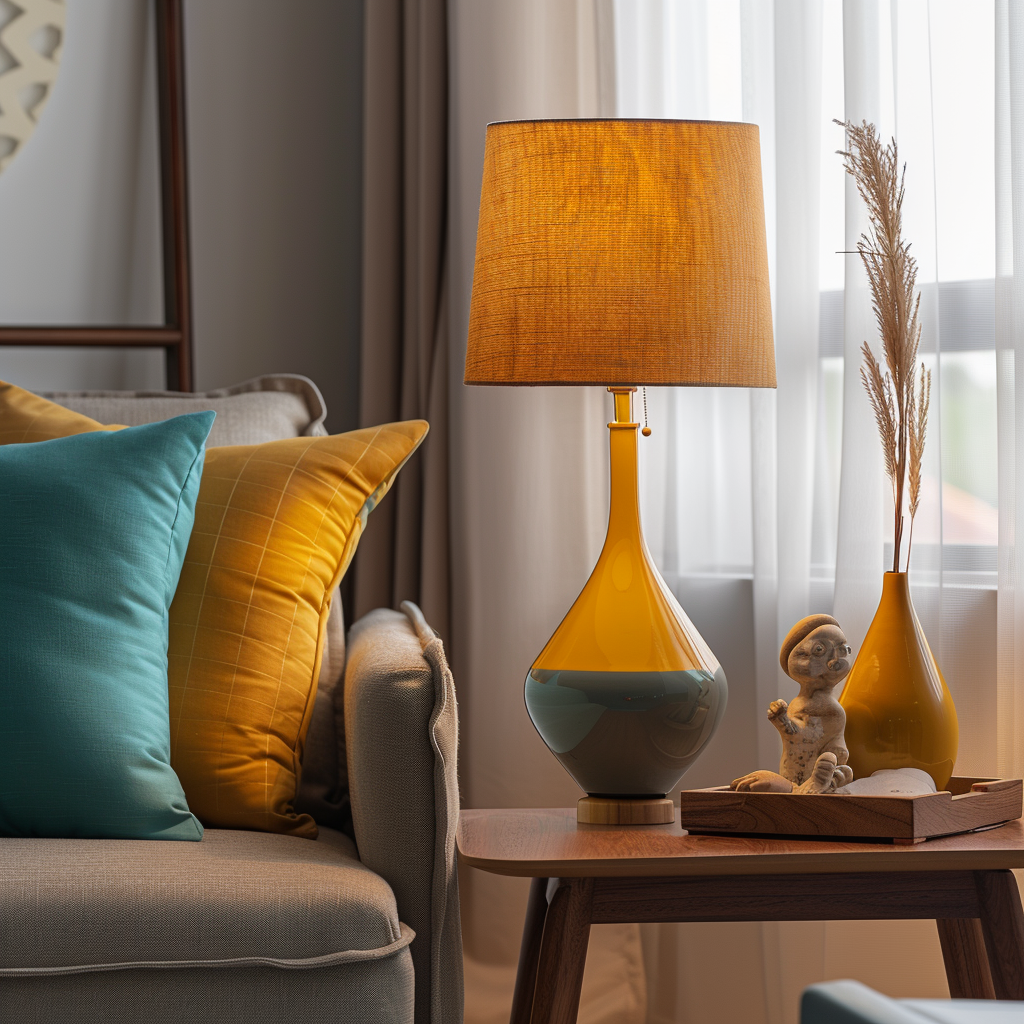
xmin=937 ymin=918 xmax=995 ymax=998
xmin=976 ymin=870 xmax=1024 ymax=999
xmin=530 ymin=878 xmax=594 ymax=1024
xmin=510 ymin=877 xmax=551 ymax=1024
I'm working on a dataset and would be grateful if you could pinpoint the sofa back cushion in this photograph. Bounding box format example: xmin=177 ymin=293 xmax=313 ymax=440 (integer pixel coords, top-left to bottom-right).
xmin=0 ymin=414 xmax=214 ymax=839
xmin=43 ymin=374 xmax=327 ymax=445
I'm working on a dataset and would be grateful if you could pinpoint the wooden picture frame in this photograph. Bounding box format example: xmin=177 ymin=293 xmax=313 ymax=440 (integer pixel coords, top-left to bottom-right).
xmin=0 ymin=0 xmax=194 ymax=391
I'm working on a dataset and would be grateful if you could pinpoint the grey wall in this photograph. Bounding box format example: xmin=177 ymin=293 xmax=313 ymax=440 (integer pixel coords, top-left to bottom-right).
xmin=0 ymin=0 xmax=164 ymax=389
xmin=186 ymin=0 xmax=363 ymax=431
xmin=0 ymin=0 xmax=363 ymax=433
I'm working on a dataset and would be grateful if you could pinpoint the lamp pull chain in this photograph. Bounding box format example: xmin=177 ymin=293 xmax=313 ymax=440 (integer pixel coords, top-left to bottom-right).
xmin=642 ymin=387 xmax=651 ymax=437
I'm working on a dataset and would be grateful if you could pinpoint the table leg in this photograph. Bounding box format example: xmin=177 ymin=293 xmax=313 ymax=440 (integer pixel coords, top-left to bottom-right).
xmin=530 ymin=877 xmax=594 ymax=1024
xmin=976 ymin=870 xmax=1024 ymax=999
xmin=936 ymin=918 xmax=995 ymax=998
xmin=510 ymin=877 xmax=551 ymax=1024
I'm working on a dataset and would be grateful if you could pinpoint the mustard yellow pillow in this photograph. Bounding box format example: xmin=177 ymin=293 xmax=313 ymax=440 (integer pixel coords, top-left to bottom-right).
xmin=0 ymin=382 xmax=122 ymax=441
xmin=0 ymin=381 xmax=427 ymax=837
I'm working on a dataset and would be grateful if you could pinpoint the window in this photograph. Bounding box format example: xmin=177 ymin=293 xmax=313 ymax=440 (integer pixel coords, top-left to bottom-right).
xmin=627 ymin=0 xmax=1000 ymax=586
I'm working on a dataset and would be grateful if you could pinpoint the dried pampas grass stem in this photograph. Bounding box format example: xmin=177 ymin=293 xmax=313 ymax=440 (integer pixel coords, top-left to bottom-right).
xmin=838 ymin=120 xmax=931 ymax=573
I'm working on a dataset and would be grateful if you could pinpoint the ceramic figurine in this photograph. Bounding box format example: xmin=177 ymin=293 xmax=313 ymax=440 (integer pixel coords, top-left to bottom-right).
xmin=731 ymin=614 xmax=854 ymax=795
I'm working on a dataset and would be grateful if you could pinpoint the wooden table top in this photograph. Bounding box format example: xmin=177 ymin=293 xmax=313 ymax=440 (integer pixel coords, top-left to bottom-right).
xmin=457 ymin=808 xmax=1024 ymax=878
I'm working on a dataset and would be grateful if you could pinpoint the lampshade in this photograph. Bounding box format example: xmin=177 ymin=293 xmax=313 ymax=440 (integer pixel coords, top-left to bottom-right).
xmin=465 ymin=119 xmax=775 ymax=388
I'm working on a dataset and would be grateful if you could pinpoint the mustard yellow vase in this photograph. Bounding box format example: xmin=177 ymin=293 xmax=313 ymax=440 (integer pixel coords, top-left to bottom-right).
xmin=839 ymin=571 xmax=958 ymax=789
xmin=524 ymin=388 xmax=727 ymax=797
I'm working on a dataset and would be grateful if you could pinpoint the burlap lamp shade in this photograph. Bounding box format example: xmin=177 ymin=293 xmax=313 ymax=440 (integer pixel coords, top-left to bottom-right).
xmin=464 ymin=118 xmax=775 ymax=387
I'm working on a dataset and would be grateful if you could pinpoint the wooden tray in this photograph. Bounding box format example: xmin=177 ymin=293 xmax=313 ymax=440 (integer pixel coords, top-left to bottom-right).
xmin=678 ymin=777 xmax=1023 ymax=844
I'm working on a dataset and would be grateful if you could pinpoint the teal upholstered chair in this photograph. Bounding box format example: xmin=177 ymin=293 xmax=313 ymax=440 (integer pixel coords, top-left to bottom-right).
xmin=802 ymin=980 xmax=1024 ymax=1023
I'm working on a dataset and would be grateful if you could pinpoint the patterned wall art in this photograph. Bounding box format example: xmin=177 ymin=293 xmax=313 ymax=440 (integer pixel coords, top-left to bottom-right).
xmin=0 ymin=0 xmax=65 ymax=173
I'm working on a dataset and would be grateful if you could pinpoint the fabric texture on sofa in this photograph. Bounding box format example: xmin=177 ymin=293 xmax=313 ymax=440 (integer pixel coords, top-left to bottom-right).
xmin=0 ymin=958 xmax=414 ymax=1024
xmin=0 ymin=828 xmax=408 ymax=970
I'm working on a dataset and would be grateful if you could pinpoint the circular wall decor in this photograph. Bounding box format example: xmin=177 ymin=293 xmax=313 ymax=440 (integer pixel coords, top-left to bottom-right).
xmin=0 ymin=0 xmax=65 ymax=174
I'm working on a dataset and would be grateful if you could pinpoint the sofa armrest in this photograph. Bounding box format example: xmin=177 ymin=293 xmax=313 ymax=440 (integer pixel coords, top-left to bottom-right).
xmin=344 ymin=602 xmax=462 ymax=1024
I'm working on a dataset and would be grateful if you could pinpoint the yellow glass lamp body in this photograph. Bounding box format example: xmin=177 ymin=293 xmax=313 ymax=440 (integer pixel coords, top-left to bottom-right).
xmin=525 ymin=388 xmax=727 ymax=796
xmin=840 ymin=572 xmax=958 ymax=789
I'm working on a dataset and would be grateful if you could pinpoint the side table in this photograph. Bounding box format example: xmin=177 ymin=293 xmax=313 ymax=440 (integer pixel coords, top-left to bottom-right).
xmin=457 ymin=809 xmax=1024 ymax=1024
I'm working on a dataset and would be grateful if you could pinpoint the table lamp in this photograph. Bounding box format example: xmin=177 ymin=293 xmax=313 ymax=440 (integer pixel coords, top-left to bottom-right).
xmin=465 ymin=119 xmax=775 ymax=825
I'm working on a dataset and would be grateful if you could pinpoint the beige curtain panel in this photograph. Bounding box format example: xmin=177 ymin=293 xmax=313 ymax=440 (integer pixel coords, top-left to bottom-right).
xmin=353 ymin=0 xmax=451 ymax=642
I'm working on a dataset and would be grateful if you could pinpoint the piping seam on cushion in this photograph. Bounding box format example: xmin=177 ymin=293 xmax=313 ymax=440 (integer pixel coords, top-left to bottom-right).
xmin=0 ymin=923 xmax=415 ymax=977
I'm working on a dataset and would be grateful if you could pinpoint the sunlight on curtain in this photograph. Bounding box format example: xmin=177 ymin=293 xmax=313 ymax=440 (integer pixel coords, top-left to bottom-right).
xmin=613 ymin=1 xmax=1000 ymax=1022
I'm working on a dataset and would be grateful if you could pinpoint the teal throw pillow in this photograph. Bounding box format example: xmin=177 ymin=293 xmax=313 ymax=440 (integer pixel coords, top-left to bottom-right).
xmin=0 ymin=413 xmax=215 ymax=839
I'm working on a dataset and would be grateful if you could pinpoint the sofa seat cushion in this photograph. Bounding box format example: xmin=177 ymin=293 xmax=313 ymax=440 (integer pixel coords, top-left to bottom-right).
xmin=0 ymin=828 xmax=412 ymax=974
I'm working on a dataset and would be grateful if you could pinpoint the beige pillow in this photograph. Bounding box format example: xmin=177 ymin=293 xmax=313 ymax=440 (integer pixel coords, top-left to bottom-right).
xmin=44 ymin=373 xmax=327 ymax=445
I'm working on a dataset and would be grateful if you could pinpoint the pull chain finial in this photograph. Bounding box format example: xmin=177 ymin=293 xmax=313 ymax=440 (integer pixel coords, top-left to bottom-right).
xmin=642 ymin=387 xmax=651 ymax=436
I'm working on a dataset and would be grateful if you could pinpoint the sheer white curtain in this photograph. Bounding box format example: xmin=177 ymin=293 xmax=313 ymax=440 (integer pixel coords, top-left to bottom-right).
xmin=615 ymin=1 xmax=1001 ymax=1022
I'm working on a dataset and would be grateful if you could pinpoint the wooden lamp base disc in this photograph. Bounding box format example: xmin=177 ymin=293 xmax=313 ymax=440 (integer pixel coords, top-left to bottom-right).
xmin=577 ymin=796 xmax=675 ymax=825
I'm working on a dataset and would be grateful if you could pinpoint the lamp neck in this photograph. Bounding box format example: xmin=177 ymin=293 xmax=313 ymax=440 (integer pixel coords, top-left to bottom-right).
xmin=611 ymin=386 xmax=636 ymax=425
xmin=606 ymin=387 xmax=642 ymax=544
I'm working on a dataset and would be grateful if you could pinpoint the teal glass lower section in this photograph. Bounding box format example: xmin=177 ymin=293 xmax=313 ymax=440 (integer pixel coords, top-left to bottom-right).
xmin=525 ymin=667 xmax=727 ymax=796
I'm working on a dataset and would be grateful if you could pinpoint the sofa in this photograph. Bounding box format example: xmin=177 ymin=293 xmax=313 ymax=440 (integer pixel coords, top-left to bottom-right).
xmin=0 ymin=377 xmax=462 ymax=1024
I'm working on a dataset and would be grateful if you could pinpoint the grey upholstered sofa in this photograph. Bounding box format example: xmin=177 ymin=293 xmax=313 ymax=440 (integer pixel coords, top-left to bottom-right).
xmin=0 ymin=377 xmax=462 ymax=1024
